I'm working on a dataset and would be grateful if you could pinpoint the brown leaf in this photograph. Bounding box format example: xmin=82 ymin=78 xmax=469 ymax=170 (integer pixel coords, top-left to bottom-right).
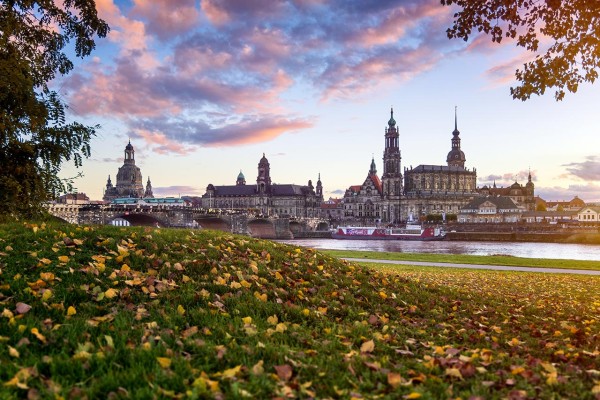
xmin=274 ymin=364 xmax=293 ymax=381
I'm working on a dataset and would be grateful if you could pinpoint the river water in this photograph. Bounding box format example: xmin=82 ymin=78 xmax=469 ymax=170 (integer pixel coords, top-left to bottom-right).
xmin=278 ymin=239 xmax=600 ymax=261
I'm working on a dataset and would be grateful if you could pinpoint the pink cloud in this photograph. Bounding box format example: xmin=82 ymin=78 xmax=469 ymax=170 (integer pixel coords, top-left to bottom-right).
xmin=132 ymin=0 xmax=200 ymax=40
xmin=201 ymin=0 xmax=231 ymax=25
xmin=132 ymin=128 xmax=195 ymax=155
xmin=352 ymin=2 xmax=447 ymax=47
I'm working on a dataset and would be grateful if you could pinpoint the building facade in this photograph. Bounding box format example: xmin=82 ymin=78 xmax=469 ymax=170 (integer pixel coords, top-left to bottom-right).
xmin=201 ymin=154 xmax=323 ymax=218
xmin=478 ymin=174 xmax=535 ymax=211
xmin=103 ymin=141 xmax=154 ymax=201
xmin=342 ymin=108 xmax=481 ymax=224
xmin=458 ymin=196 xmax=522 ymax=223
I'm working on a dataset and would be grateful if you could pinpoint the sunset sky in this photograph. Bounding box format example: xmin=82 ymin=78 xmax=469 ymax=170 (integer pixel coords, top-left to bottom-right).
xmin=58 ymin=0 xmax=600 ymax=202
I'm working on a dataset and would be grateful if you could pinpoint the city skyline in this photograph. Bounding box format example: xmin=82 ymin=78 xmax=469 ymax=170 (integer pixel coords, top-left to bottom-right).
xmin=57 ymin=0 xmax=600 ymax=202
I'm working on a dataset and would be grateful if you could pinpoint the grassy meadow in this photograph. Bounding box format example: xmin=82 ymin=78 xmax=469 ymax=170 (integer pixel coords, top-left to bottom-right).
xmin=0 ymin=222 xmax=599 ymax=399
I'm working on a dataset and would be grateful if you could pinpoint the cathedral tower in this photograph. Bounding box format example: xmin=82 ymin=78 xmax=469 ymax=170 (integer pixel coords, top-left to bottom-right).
xmin=447 ymin=107 xmax=466 ymax=168
xmin=382 ymin=108 xmax=403 ymax=197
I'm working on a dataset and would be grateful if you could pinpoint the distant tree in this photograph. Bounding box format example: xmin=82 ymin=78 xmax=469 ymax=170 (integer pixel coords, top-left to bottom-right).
xmin=442 ymin=0 xmax=600 ymax=100
xmin=557 ymin=204 xmax=564 ymax=212
xmin=0 ymin=1 xmax=109 ymax=216
xmin=536 ymin=202 xmax=547 ymax=212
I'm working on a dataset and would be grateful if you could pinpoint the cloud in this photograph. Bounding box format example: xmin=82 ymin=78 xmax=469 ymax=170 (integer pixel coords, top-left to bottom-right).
xmin=65 ymin=0 xmax=480 ymax=155
xmin=536 ymin=183 xmax=600 ymax=203
xmin=132 ymin=0 xmax=200 ymax=40
xmin=152 ymin=185 xmax=202 ymax=196
xmin=130 ymin=114 xmax=315 ymax=147
xmin=563 ymin=156 xmax=600 ymax=181
xmin=329 ymin=189 xmax=345 ymax=196
xmin=478 ymin=170 xmax=533 ymax=187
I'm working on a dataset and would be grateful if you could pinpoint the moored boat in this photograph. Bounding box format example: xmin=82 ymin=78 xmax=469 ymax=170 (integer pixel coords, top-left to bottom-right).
xmin=331 ymin=224 xmax=445 ymax=240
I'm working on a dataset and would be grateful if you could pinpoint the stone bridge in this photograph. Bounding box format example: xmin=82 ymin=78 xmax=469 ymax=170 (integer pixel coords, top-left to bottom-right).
xmin=45 ymin=203 xmax=331 ymax=239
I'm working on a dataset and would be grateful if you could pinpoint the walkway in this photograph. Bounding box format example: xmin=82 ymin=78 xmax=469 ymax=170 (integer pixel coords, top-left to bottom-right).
xmin=342 ymin=258 xmax=600 ymax=276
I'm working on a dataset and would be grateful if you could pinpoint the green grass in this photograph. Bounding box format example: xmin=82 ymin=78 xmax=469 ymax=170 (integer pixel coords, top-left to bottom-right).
xmin=321 ymin=249 xmax=600 ymax=271
xmin=0 ymin=221 xmax=599 ymax=399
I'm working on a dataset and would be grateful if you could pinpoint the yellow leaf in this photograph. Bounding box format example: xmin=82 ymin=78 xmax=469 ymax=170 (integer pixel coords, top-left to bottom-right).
xmin=275 ymin=323 xmax=287 ymax=333
xmin=177 ymin=305 xmax=186 ymax=316
xmin=221 ymin=365 xmax=242 ymax=379
xmin=104 ymin=288 xmax=118 ymax=299
xmin=121 ymin=264 xmax=131 ymax=272
xmin=67 ymin=306 xmax=77 ymax=316
xmin=40 ymin=272 xmax=55 ymax=281
xmin=403 ymin=393 xmax=422 ymax=399
xmin=31 ymin=328 xmax=47 ymax=343
xmin=267 ymin=315 xmax=278 ymax=325
xmin=230 ymin=281 xmax=242 ymax=289
xmin=242 ymin=316 xmax=253 ymax=324
xmin=252 ymin=360 xmax=264 ymax=375
xmin=58 ymin=255 xmax=69 ymax=263
xmin=275 ymin=271 xmax=283 ymax=280
xmin=317 ymin=307 xmax=328 ymax=315
xmin=541 ymin=362 xmax=557 ymax=374
xmin=254 ymin=292 xmax=267 ymax=302
xmin=302 ymin=309 xmax=310 ymax=316
xmin=445 ymin=368 xmax=463 ymax=380
xmin=157 ymin=357 xmax=172 ymax=368
xmin=39 ymin=258 xmax=52 ymax=265
xmin=360 ymin=340 xmax=375 ymax=353
xmin=8 ymin=346 xmax=19 ymax=358
xmin=42 ymin=289 xmax=53 ymax=301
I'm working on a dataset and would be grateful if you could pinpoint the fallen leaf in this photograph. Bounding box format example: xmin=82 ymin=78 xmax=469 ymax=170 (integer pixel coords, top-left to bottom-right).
xmin=274 ymin=364 xmax=293 ymax=381
xmin=360 ymin=340 xmax=375 ymax=353
xmin=157 ymin=357 xmax=171 ymax=368
xmin=15 ymin=302 xmax=31 ymax=315
xmin=67 ymin=306 xmax=77 ymax=316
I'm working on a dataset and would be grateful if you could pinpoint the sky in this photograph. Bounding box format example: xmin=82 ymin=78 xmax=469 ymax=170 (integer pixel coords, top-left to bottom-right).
xmin=57 ymin=0 xmax=600 ymax=203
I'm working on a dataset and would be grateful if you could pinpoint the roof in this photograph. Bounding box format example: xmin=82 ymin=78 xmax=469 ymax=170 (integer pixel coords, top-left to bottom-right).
xmin=460 ymin=196 xmax=520 ymax=211
xmin=407 ymin=164 xmax=472 ymax=173
xmin=369 ymin=174 xmax=382 ymax=194
xmin=207 ymin=184 xmax=312 ymax=197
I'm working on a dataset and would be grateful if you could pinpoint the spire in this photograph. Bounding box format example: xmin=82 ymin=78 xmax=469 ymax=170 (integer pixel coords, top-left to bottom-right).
xmin=144 ymin=176 xmax=154 ymax=198
xmin=453 ymin=105 xmax=459 ymax=136
xmin=388 ymin=107 xmax=396 ymax=127
xmin=369 ymin=156 xmax=377 ymax=175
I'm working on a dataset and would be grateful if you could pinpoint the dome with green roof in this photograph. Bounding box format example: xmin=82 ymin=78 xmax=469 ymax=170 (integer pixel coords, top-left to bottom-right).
xmin=388 ymin=108 xmax=396 ymax=127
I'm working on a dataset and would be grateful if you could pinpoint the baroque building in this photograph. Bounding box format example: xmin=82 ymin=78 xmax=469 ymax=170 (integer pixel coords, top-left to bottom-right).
xmin=342 ymin=107 xmax=509 ymax=224
xmin=103 ymin=141 xmax=154 ymax=201
xmin=201 ymin=154 xmax=323 ymax=218
xmin=402 ymin=108 xmax=478 ymax=221
xmin=478 ymin=173 xmax=535 ymax=211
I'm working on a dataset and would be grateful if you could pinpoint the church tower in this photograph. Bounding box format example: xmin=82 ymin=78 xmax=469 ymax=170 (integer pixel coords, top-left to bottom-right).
xmin=256 ymin=153 xmax=272 ymax=194
xmin=447 ymin=107 xmax=466 ymax=168
xmin=236 ymin=170 xmax=246 ymax=186
xmin=382 ymin=108 xmax=403 ymax=197
xmin=144 ymin=177 xmax=154 ymax=198
xmin=316 ymin=173 xmax=323 ymax=197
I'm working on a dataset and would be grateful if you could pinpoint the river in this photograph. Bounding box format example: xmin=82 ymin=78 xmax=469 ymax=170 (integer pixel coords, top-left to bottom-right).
xmin=278 ymin=239 xmax=600 ymax=261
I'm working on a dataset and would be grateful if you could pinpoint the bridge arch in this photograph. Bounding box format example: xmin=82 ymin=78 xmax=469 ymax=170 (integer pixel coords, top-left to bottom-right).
xmin=195 ymin=217 xmax=230 ymax=232
xmin=248 ymin=218 xmax=276 ymax=239
xmin=289 ymin=221 xmax=302 ymax=236
xmin=316 ymin=221 xmax=330 ymax=231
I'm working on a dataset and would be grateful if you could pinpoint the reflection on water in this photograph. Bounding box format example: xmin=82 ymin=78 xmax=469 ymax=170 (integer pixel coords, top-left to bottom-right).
xmin=278 ymin=239 xmax=600 ymax=261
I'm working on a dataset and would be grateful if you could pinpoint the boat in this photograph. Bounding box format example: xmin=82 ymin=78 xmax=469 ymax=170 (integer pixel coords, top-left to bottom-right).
xmin=331 ymin=224 xmax=445 ymax=241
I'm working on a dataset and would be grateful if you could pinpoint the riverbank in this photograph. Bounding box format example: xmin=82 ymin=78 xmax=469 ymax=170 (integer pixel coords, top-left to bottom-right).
xmin=445 ymin=231 xmax=600 ymax=244
xmin=322 ymin=249 xmax=600 ymax=271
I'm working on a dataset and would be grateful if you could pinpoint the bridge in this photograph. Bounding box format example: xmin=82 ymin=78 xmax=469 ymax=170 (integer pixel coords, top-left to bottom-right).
xmin=45 ymin=203 xmax=331 ymax=239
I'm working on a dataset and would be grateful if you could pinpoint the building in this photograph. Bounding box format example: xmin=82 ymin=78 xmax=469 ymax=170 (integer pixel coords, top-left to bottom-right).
xmin=58 ymin=193 xmax=90 ymax=205
xmin=103 ymin=141 xmax=154 ymax=201
xmin=536 ymin=195 xmax=585 ymax=212
xmin=458 ymin=196 xmax=522 ymax=223
xmin=342 ymin=107 xmax=483 ymax=224
xmin=320 ymin=197 xmax=344 ymax=221
xmin=478 ymin=175 xmax=535 ymax=211
xmin=201 ymin=154 xmax=323 ymax=218
xmin=342 ymin=158 xmax=384 ymax=224
xmin=577 ymin=206 xmax=600 ymax=224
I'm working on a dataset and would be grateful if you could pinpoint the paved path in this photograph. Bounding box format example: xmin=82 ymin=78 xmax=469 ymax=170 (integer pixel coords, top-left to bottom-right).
xmin=342 ymin=258 xmax=600 ymax=276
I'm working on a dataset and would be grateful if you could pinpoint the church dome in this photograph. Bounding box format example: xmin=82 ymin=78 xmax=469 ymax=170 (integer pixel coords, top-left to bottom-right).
xmin=125 ymin=141 xmax=134 ymax=151
xmin=237 ymin=171 xmax=245 ymax=180
xmin=446 ymin=149 xmax=465 ymax=164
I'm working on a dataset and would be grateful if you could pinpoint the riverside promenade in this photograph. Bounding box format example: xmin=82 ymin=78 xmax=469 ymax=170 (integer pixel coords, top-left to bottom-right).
xmin=343 ymin=258 xmax=600 ymax=276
